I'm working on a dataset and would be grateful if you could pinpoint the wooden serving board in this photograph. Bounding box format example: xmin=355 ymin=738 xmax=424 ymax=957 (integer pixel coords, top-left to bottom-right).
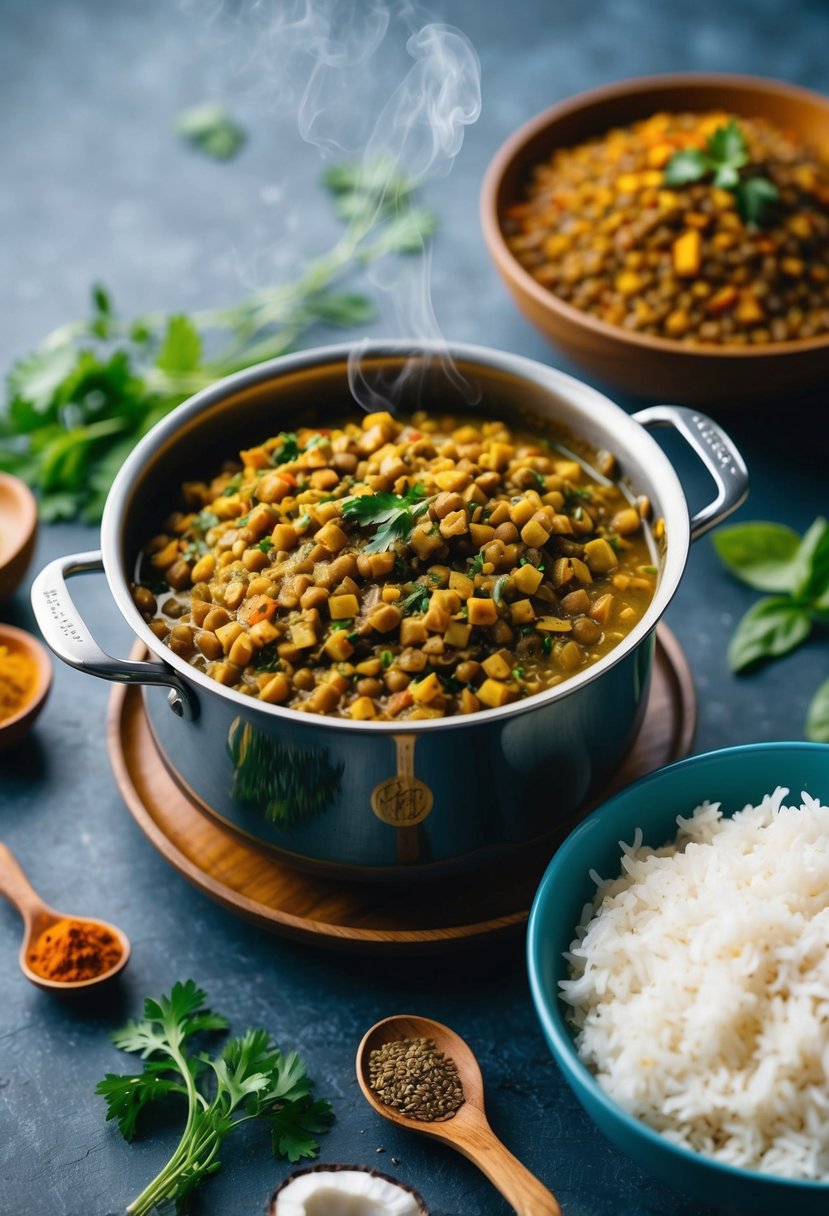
xmin=107 ymin=626 xmax=695 ymax=954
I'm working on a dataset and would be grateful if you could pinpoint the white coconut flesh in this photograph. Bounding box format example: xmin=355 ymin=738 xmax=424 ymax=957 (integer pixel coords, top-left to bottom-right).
xmin=272 ymin=1166 xmax=427 ymax=1216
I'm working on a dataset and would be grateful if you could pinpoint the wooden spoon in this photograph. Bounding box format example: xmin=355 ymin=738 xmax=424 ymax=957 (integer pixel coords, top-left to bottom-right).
xmin=0 ymin=843 xmax=130 ymax=991
xmin=357 ymin=1014 xmax=561 ymax=1216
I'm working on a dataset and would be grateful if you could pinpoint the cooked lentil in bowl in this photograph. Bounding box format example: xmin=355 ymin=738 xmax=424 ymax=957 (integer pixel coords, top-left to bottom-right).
xmin=504 ymin=111 xmax=829 ymax=345
xmin=132 ymin=411 xmax=657 ymax=720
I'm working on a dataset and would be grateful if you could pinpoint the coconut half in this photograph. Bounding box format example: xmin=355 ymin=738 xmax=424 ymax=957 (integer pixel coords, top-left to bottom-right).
xmin=270 ymin=1164 xmax=429 ymax=1216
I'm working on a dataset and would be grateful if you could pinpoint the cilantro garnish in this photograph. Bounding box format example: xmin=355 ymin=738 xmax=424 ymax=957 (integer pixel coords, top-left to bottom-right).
xmin=341 ymin=484 xmax=430 ymax=554
xmin=194 ymin=509 xmax=220 ymax=533
xmin=380 ymin=650 xmax=394 ymax=668
xmin=399 ymin=583 xmax=431 ymax=615
xmin=542 ymin=635 xmax=553 ymax=655
xmin=468 ymin=552 xmax=485 ymax=577
xmin=270 ymin=432 xmax=301 ymax=466
xmin=665 ymin=119 xmax=779 ymax=225
xmin=95 ymin=980 xmax=333 ymax=1216
xmin=258 ymin=537 xmax=274 ymax=554
xmin=183 ymin=538 xmax=207 ymax=562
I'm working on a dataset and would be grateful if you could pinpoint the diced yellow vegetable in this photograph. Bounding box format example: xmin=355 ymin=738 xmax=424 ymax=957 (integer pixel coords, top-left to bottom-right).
xmin=512 ymin=564 xmax=543 ymax=595
xmin=482 ymin=651 xmax=512 ymax=680
xmin=510 ymin=599 xmax=535 ymax=625
xmin=324 ymin=632 xmax=355 ymax=661
xmin=520 ymin=518 xmax=551 ymax=548
xmin=349 ymin=696 xmax=376 ymax=720
xmin=315 ymin=521 xmax=349 ymax=553
xmin=411 ymin=672 xmax=442 ymax=703
xmin=249 ymin=619 xmax=280 ymax=646
xmin=259 ymin=673 xmax=290 ymax=703
xmin=444 ymin=620 xmax=471 ymax=648
xmin=583 ymin=538 xmax=619 ymax=573
xmin=477 ymin=678 xmax=517 ymax=708
xmin=672 ymin=229 xmax=701 ymax=277
xmin=448 ymin=571 xmax=475 ymax=598
xmin=467 ymin=598 xmax=498 ymax=627
xmin=329 ymin=594 xmax=360 ymax=619
xmin=291 ymin=621 xmax=317 ymax=649
xmin=215 ymin=621 xmax=244 ymax=653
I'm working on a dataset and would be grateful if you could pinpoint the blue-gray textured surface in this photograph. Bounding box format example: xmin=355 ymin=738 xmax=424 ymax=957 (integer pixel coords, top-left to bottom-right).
xmin=1 ymin=2 xmax=828 ymax=1215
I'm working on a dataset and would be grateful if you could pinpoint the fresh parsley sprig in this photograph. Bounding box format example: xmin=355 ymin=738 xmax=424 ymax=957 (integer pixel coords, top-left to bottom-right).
xmin=96 ymin=980 xmax=333 ymax=1216
xmin=665 ymin=119 xmax=779 ymax=226
xmin=713 ymin=518 xmax=829 ymax=739
xmin=341 ymin=484 xmax=430 ymax=553
xmin=0 ymin=160 xmax=436 ymax=522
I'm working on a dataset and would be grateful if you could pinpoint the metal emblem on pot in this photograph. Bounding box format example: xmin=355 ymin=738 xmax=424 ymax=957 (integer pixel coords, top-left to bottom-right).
xmin=371 ymin=735 xmax=434 ymax=827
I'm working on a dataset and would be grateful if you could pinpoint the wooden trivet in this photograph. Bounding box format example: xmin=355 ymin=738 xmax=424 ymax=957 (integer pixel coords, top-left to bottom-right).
xmin=106 ymin=626 xmax=695 ymax=953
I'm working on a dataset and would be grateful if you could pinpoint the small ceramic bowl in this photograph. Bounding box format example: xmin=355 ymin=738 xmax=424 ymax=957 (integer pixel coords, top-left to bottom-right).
xmin=0 ymin=473 xmax=38 ymax=604
xmin=481 ymin=73 xmax=829 ymax=405
xmin=0 ymin=624 xmax=52 ymax=748
xmin=527 ymin=742 xmax=829 ymax=1215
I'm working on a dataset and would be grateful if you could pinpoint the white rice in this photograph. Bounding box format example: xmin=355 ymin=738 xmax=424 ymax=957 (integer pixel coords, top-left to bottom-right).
xmin=559 ymin=787 xmax=829 ymax=1180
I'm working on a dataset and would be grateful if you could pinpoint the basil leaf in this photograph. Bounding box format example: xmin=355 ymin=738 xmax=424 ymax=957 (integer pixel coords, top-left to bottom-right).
xmin=806 ymin=678 xmax=829 ymax=743
xmin=712 ymin=521 xmax=802 ymax=592
xmin=664 ymin=148 xmax=709 ymax=186
xmin=792 ymin=517 xmax=829 ymax=602
xmin=727 ymin=596 xmax=812 ymax=672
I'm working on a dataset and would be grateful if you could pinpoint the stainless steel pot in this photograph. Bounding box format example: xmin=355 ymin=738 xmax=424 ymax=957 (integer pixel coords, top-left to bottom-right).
xmin=31 ymin=342 xmax=747 ymax=879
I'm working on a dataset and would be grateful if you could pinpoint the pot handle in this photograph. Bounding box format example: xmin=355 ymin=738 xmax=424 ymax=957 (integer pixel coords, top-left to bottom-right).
xmin=30 ymin=550 xmax=198 ymax=720
xmin=631 ymin=405 xmax=748 ymax=540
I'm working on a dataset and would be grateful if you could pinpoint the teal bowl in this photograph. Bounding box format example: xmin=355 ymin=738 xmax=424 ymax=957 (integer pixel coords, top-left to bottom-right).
xmin=527 ymin=742 xmax=829 ymax=1214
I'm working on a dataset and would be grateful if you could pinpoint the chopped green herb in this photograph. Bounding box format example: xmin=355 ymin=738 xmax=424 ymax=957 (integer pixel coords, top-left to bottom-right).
xmin=194 ymin=509 xmax=220 ymax=533
xmin=341 ymin=485 xmax=430 ymax=554
xmin=512 ymin=667 xmax=525 ymax=680
xmin=330 ymin=620 xmax=353 ymax=631
xmin=542 ymin=635 xmax=553 ymax=656
xmin=235 ymin=512 xmax=251 ymax=527
xmin=399 ymin=583 xmax=430 ymax=615
xmin=255 ymin=646 xmax=282 ymax=673
xmin=271 ymin=432 xmax=301 ymax=466
xmin=532 ymin=469 xmax=547 ymax=491
xmin=468 ymin=552 xmax=485 ymax=577
xmin=258 ymin=537 xmax=274 ymax=554
xmin=183 ymin=539 xmax=207 ymax=562
xmin=380 ymin=650 xmax=394 ymax=668
xmin=664 ymin=119 xmax=778 ymax=225
xmin=219 ymin=473 xmax=242 ymax=497
xmin=492 ymin=575 xmax=509 ymax=606
xmin=519 ymin=555 xmax=545 ymax=572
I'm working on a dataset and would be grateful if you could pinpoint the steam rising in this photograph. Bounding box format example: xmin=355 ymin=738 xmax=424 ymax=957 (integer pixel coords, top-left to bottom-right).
xmin=187 ymin=1 xmax=482 ymax=409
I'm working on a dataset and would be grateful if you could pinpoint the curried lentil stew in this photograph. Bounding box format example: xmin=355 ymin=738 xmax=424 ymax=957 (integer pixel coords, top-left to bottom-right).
xmin=504 ymin=111 xmax=829 ymax=346
xmin=132 ymin=410 xmax=658 ymax=720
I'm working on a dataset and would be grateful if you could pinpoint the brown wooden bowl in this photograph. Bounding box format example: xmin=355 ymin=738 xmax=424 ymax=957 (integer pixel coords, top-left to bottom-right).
xmin=0 ymin=624 xmax=52 ymax=748
xmin=0 ymin=473 xmax=37 ymax=604
xmin=481 ymin=73 xmax=829 ymax=405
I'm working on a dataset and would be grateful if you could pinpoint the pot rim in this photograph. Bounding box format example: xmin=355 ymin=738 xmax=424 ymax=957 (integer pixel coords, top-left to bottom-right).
xmin=100 ymin=339 xmax=690 ymax=733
